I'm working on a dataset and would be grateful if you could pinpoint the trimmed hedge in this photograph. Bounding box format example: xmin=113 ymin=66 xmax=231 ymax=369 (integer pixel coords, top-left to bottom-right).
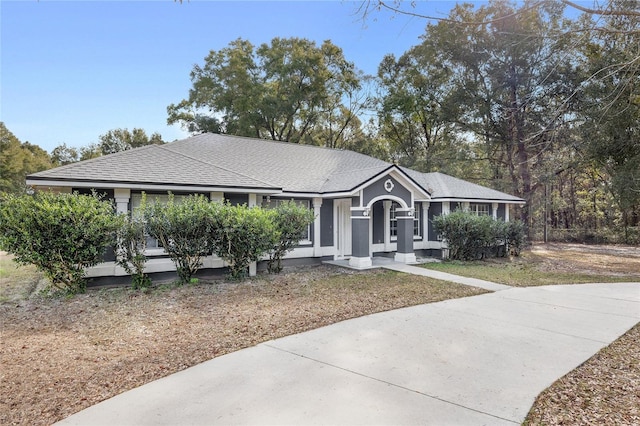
xmin=433 ymin=211 xmax=525 ymax=260
xmin=0 ymin=191 xmax=121 ymax=293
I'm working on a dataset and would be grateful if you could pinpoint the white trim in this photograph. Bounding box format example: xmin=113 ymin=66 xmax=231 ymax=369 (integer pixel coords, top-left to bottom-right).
xmin=431 ymin=197 xmax=525 ymax=204
xmin=349 ymin=256 xmax=372 ymax=269
xmin=347 ymin=166 xmax=431 ymax=200
xmin=394 ymin=252 xmax=417 ymax=263
xmin=366 ymin=194 xmax=408 ymax=210
xmin=313 ymin=197 xmax=322 ymax=257
xmin=27 ymin=179 xmax=281 ymax=195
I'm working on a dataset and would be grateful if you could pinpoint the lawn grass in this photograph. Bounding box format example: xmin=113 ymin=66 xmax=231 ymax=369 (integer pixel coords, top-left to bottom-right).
xmin=420 ymin=259 xmax=639 ymax=286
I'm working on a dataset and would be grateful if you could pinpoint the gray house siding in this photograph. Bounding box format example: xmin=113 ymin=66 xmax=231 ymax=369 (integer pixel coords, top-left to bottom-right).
xmin=351 ymin=218 xmax=369 ymax=258
xmin=372 ymin=201 xmax=385 ymax=244
xmin=320 ymin=199 xmax=333 ymax=247
xmin=428 ymin=202 xmax=442 ymax=241
xmin=362 ymin=176 xmax=412 ymax=207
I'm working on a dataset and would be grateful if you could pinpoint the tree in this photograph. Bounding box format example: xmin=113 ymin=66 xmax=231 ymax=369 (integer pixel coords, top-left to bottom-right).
xmin=0 ymin=123 xmax=52 ymax=193
xmin=267 ymin=200 xmax=315 ymax=274
xmin=99 ymin=128 xmax=165 ymax=155
xmin=51 ymin=143 xmax=79 ymax=166
xmin=407 ymin=1 xmax=580 ymax=230
xmin=0 ymin=191 xmax=121 ymax=293
xmin=578 ymin=2 xmax=640 ymax=235
xmin=376 ymin=46 xmax=485 ymax=177
xmin=167 ymin=37 xmax=365 ymax=147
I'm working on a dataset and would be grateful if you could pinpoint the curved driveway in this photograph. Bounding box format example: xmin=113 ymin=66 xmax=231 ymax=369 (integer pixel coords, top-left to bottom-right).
xmin=58 ymin=282 xmax=640 ymax=425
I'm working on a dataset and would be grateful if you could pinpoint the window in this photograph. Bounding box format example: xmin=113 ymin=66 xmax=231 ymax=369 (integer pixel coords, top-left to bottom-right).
xmin=264 ymin=198 xmax=311 ymax=242
xmin=390 ymin=202 xmax=421 ymax=239
xmin=390 ymin=202 xmax=399 ymax=238
xmin=413 ymin=203 xmax=421 ymax=238
xmin=470 ymin=203 xmax=490 ymax=216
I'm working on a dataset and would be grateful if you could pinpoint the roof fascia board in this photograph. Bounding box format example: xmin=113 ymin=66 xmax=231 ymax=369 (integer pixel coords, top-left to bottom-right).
xmin=432 ymin=197 xmax=526 ymax=204
xmin=26 ymin=179 xmax=282 ymax=195
xmin=347 ymin=165 xmax=431 ymax=199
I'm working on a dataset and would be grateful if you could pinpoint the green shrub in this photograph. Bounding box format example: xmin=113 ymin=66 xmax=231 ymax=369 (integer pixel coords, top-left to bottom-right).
xmin=505 ymin=220 xmax=526 ymax=256
xmin=115 ymin=212 xmax=151 ymax=289
xmin=433 ymin=211 xmax=525 ymax=260
xmin=0 ymin=191 xmax=121 ymax=293
xmin=209 ymin=203 xmax=279 ymax=280
xmin=267 ymin=200 xmax=316 ymax=274
xmin=143 ymin=193 xmax=211 ymax=284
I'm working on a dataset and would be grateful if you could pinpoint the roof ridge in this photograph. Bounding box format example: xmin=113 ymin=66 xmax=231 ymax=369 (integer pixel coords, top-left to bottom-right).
xmin=201 ymin=133 xmax=387 ymax=157
xmin=158 ymin=144 xmax=278 ymax=188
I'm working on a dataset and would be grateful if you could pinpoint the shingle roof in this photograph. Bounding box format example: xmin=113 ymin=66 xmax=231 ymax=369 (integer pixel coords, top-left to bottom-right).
xmin=28 ymin=133 xmax=523 ymax=202
xmin=401 ymin=168 xmax=524 ymax=202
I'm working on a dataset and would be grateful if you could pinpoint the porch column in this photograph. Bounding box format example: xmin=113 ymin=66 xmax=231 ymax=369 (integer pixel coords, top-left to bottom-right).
xmin=114 ymin=188 xmax=130 ymax=214
xmin=383 ymin=200 xmax=392 ymax=251
xmin=349 ymin=207 xmax=372 ymax=268
xmin=394 ymin=207 xmax=417 ymax=264
xmin=313 ymin=198 xmax=322 ymax=257
xmin=442 ymin=201 xmax=451 ymax=215
xmin=492 ymin=203 xmax=499 ymax=220
xmin=462 ymin=201 xmax=470 ymax=211
xmin=422 ymin=201 xmax=430 ymax=248
xmin=248 ymin=193 xmax=257 ymax=276
xmin=505 ymin=204 xmax=510 ymax=222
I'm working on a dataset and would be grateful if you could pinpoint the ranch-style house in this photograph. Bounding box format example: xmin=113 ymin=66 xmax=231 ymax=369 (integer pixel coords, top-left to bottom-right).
xmin=27 ymin=133 xmax=525 ymax=280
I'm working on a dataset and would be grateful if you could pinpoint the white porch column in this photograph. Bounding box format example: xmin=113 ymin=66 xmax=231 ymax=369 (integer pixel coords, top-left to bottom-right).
xmin=505 ymin=204 xmax=510 ymax=222
xmin=492 ymin=203 xmax=499 ymax=220
xmin=442 ymin=201 xmax=451 ymax=215
xmin=422 ymin=201 xmax=430 ymax=248
xmin=248 ymin=193 xmax=257 ymax=276
xmin=114 ymin=188 xmax=131 ymax=214
xmin=210 ymin=191 xmax=224 ymax=202
xmin=383 ymin=200 xmax=392 ymax=251
xmin=462 ymin=201 xmax=470 ymax=211
xmin=313 ymin=197 xmax=322 ymax=257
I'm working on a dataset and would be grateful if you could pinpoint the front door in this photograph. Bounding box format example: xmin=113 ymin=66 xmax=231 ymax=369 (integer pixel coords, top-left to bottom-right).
xmin=335 ymin=199 xmax=352 ymax=259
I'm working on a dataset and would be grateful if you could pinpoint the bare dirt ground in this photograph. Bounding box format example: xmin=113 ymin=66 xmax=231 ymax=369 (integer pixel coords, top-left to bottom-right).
xmin=528 ymin=242 xmax=640 ymax=276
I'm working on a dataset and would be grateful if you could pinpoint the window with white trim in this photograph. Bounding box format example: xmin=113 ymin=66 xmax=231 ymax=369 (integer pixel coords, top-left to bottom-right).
xmin=470 ymin=203 xmax=490 ymax=216
xmin=413 ymin=202 xmax=421 ymax=237
xmin=390 ymin=202 xmax=399 ymax=238
xmin=264 ymin=198 xmax=311 ymax=242
xmin=390 ymin=202 xmax=421 ymax=239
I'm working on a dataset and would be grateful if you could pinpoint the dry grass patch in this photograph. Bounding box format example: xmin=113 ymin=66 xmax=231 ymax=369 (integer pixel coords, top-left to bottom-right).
xmin=421 ymin=243 xmax=640 ymax=286
xmin=525 ymin=322 xmax=640 ymax=425
xmin=0 ymin=265 xmax=485 ymax=425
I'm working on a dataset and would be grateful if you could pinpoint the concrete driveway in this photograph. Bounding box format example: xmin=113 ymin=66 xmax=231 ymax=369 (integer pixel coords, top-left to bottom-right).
xmin=57 ymin=282 xmax=640 ymax=425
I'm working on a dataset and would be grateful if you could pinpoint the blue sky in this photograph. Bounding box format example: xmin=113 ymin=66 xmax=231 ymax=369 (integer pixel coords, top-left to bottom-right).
xmin=2 ymin=1 xmax=463 ymax=153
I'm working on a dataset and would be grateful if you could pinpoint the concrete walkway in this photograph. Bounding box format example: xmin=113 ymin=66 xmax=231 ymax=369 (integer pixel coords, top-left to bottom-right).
xmin=57 ymin=282 xmax=640 ymax=426
xmin=325 ymin=257 xmax=511 ymax=291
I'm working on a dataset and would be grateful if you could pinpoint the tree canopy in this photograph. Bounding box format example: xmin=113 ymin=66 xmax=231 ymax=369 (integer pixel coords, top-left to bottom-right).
xmin=0 ymin=122 xmax=52 ymax=193
xmin=167 ymin=37 xmax=369 ymax=149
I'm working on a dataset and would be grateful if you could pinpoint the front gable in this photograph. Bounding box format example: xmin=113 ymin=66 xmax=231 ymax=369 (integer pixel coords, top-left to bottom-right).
xmin=351 ymin=166 xmax=431 ymax=208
